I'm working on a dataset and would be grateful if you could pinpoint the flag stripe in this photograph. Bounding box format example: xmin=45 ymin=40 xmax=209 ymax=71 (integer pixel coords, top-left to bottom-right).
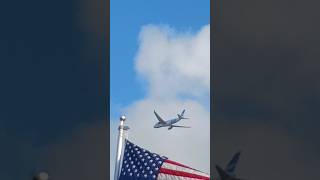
xmin=159 ymin=168 xmax=210 ymax=180
xmin=161 ymin=162 xmax=209 ymax=177
xmin=164 ymin=159 xmax=209 ymax=175
xmin=157 ymin=173 xmax=204 ymax=180
xmin=165 ymin=159 xmax=192 ymax=169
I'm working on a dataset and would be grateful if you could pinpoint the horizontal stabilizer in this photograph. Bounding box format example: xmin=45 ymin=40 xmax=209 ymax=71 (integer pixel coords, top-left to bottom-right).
xmin=177 ymin=114 xmax=189 ymax=119
xmin=171 ymin=125 xmax=190 ymax=128
xmin=216 ymin=165 xmax=229 ymax=180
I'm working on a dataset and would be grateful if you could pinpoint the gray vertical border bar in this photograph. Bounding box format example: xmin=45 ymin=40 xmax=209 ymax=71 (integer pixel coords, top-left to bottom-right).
xmin=210 ymin=0 xmax=220 ymax=178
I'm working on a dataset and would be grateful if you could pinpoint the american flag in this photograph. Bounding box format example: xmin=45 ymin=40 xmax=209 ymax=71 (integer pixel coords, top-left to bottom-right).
xmin=118 ymin=139 xmax=210 ymax=180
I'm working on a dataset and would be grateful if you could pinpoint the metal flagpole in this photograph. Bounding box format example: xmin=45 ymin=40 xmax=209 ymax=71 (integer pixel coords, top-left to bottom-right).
xmin=114 ymin=115 xmax=130 ymax=180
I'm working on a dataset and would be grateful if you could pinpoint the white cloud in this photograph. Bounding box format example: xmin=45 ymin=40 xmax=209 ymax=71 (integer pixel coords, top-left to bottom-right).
xmin=110 ymin=24 xmax=210 ymax=179
xmin=135 ymin=24 xmax=210 ymax=99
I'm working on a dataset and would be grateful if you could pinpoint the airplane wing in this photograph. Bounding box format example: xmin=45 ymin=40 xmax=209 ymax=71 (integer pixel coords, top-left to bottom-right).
xmin=154 ymin=110 xmax=167 ymax=124
xmin=171 ymin=125 xmax=190 ymax=128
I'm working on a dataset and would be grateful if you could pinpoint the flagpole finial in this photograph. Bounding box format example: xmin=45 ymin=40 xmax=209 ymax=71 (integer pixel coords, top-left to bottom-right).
xmin=119 ymin=115 xmax=130 ymax=131
xmin=120 ymin=115 xmax=126 ymax=121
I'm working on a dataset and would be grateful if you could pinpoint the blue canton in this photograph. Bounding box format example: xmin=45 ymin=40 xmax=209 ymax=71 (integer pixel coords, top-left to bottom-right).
xmin=119 ymin=140 xmax=167 ymax=180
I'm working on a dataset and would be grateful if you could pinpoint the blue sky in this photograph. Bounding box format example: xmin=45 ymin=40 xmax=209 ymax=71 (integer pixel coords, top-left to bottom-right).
xmin=110 ymin=0 xmax=210 ymax=119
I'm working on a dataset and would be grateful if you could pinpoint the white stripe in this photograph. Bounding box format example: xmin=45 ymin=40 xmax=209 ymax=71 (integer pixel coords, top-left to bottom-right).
xmin=161 ymin=162 xmax=210 ymax=177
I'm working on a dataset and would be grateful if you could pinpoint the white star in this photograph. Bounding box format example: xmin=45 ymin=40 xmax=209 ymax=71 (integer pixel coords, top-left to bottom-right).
xmin=150 ymin=170 xmax=153 ymax=174
xmin=152 ymin=163 xmax=156 ymax=167
xmin=129 ymin=173 xmax=132 ymax=176
xmin=155 ymin=167 xmax=159 ymax=170
xmin=149 ymin=159 xmax=153 ymax=163
xmin=144 ymin=174 xmax=147 ymax=178
xmin=153 ymin=175 xmax=156 ymax=179
xmin=146 ymin=166 xmax=150 ymax=170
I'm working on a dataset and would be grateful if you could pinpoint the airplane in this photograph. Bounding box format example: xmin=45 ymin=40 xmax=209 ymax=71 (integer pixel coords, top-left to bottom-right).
xmin=215 ymin=151 xmax=246 ymax=180
xmin=153 ymin=109 xmax=190 ymax=130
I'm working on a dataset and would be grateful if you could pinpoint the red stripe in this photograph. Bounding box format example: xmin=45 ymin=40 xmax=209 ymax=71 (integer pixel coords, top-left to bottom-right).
xmin=164 ymin=159 xmax=191 ymax=169
xmin=159 ymin=167 xmax=210 ymax=180
xmin=164 ymin=159 xmax=206 ymax=173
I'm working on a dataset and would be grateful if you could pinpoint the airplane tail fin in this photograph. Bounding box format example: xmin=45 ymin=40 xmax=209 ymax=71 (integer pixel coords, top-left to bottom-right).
xmin=181 ymin=109 xmax=186 ymax=116
xmin=178 ymin=109 xmax=188 ymax=119
xmin=225 ymin=151 xmax=241 ymax=176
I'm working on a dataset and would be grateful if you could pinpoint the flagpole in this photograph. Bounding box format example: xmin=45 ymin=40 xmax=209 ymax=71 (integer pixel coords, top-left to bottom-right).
xmin=114 ymin=115 xmax=130 ymax=180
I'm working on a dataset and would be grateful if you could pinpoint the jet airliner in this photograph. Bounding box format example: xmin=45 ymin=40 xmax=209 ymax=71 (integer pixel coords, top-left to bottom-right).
xmin=153 ymin=109 xmax=190 ymax=130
